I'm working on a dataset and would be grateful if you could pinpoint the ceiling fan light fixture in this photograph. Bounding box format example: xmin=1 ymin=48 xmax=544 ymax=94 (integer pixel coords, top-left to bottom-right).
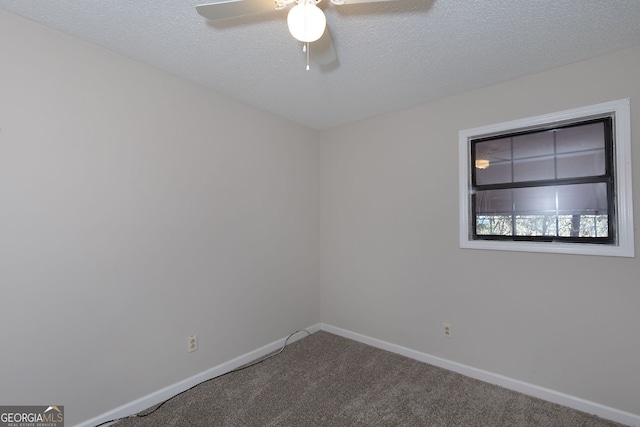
xmin=475 ymin=159 xmax=490 ymax=169
xmin=287 ymin=0 xmax=326 ymax=43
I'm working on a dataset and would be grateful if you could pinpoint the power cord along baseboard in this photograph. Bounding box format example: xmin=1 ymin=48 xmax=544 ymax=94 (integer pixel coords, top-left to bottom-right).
xmin=95 ymin=329 xmax=311 ymax=427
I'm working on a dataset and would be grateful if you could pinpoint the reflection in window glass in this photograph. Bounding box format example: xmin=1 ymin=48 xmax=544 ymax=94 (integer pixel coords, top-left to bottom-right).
xmin=515 ymin=215 xmax=557 ymax=236
xmin=471 ymin=118 xmax=613 ymax=242
xmin=476 ymin=215 xmax=512 ymax=236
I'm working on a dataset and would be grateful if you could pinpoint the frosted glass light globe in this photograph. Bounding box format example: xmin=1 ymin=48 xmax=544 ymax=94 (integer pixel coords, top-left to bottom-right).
xmin=475 ymin=159 xmax=490 ymax=169
xmin=287 ymin=1 xmax=326 ymax=43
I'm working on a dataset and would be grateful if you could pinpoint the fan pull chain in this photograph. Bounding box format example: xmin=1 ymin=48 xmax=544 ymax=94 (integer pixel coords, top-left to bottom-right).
xmin=306 ymin=42 xmax=310 ymax=70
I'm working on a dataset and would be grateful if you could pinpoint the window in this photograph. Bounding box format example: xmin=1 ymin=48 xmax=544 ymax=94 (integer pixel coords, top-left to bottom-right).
xmin=459 ymin=99 xmax=634 ymax=257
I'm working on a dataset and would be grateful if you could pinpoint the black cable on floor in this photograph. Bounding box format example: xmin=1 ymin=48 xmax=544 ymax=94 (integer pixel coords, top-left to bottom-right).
xmin=94 ymin=329 xmax=311 ymax=427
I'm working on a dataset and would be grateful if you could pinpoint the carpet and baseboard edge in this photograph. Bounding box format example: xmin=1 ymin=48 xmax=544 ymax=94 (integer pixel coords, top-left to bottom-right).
xmin=321 ymin=323 xmax=639 ymax=427
xmin=76 ymin=324 xmax=322 ymax=427
xmin=77 ymin=323 xmax=639 ymax=427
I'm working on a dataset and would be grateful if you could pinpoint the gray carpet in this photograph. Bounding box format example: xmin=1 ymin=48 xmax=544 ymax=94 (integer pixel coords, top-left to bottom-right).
xmin=112 ymin=331 xmax=625 ymax=426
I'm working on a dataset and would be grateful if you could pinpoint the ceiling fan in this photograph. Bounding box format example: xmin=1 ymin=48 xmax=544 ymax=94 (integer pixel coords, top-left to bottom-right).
xmin=196 ymin=0 xmax=400 ymax=69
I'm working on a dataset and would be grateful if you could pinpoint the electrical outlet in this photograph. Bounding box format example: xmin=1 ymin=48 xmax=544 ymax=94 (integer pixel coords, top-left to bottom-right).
xmin=443 ymin=323 xmax=452 ymax=337
xmin=188 ymin=335 xmax=198 ymax=353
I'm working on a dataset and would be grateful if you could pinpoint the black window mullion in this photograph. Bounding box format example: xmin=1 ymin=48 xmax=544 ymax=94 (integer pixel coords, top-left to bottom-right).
xmin=510 ymin=137 xmax=516 ymax=236
xmin=604 ymin=118 xmax=616 ymax=241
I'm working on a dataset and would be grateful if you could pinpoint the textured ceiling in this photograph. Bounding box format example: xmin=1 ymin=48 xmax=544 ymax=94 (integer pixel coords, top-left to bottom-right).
xmin=2 ymin=0 xmax=640 ymax=129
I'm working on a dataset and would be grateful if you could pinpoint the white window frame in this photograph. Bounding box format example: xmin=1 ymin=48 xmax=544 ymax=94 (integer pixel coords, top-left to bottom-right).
xmin=459 ymin=99 xmax=634 ymax=257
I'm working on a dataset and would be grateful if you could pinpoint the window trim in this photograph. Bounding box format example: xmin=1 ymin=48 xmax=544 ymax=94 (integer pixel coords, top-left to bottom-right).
xmin=459 ymin=99 xmax=634 ymax=257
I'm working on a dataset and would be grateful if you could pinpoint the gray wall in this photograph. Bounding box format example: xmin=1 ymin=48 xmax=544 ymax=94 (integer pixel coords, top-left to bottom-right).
xmin=2 ymin=6 xmax=640 ymax=425
xmin=320 ymin=45 xmax=640 ymax=415
xmin=0 ymin=10 xmax=320 ymax=425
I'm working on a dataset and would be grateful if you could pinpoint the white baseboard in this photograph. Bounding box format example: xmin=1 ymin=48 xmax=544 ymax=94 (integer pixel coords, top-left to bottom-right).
xmin=320 ymin=323 xmax=640 ymax=427
xmin=77 ymin=322 xmax=638 ymax=427
xmin=76 ymin=324 xmax=321 ymax=427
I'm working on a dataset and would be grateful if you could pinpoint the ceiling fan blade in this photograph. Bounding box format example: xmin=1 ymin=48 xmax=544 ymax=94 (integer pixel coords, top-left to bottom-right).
xmin=312 ymin=28 xmax=337 ymax=66
xmin=196 ymin=0 xmax=278 ymax=21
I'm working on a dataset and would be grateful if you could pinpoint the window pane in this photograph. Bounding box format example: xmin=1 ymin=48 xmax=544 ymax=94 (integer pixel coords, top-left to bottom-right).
xmin=579 ymin=215 xmax=608 ymax=237
xmin=476 ymin=161 xmax=512 ymax=185
xmin=556 ymin=122 xmax=605 ymax=153
xmin=475 ymin=137 xmax=511 ymax=162
xmin=557 ymin=214 xmax=608 ymax=237
xmin=476 ymin=162 xmax=512 ymax=185
xmin=515 ymin=215 xmax=557 ymax=236
xmin=513 ymin=156 xmax=555 ymax=182
xmin=475 ymin=137 xmax=512 ymax=185
xmin=513 ymin=186 xmax=556 ymax=213
xmin=476 ymin=215 xmax=512 ymax=236
xmin=475 ymin=189 xmax=512 ymax=213
xmin=557 ymin=182 xmax=608 ymax=214
xmin=513 ymin=131 xmax=554 ymax=158
xmin=557 ymin=149 xmax=605 ymax=178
